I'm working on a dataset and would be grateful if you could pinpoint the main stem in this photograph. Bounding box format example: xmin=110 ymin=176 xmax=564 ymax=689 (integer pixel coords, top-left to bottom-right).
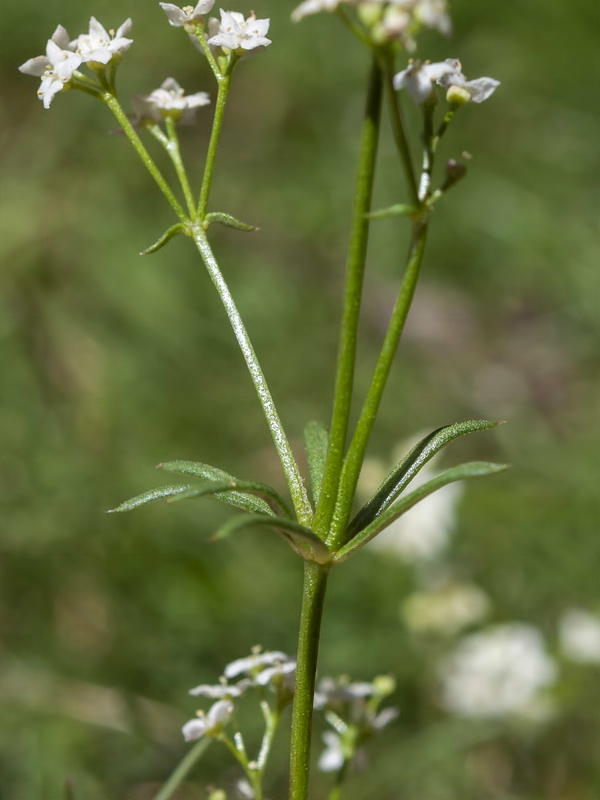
xmin=329 ymin=221 xmax=429 ymax=547
xmin=313 ymin=57 xmax=383 ymax=537
xmin=289 ymin=562 xmax=330 ymax=800
xmin=193 ymin=229 xmax=312 ymax=524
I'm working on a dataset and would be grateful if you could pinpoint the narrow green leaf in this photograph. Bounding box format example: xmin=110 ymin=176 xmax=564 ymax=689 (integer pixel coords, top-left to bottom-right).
xmin=336 ymin=461 xmax=509 ymax=562
xmin=348 ymin=419 xmax=502 ymax=537
xmin=166 ymin=481 xmax=272 ymax=515
xmin=139 ymin=223 xmax=189 ymax=255
xmin=303 ymin=421 xmax=329 ymax=506
xmin=158 ymin=460 xmax=292 ymax=517
xmin=212 ymin=514 xmax=332 ymax=564
xmin=204 ymin=212 xmax=257 ymax=232
xmin=366 ymin=203 xmax=414 ymax=220
xmin=108 ymin=484 xmax=194 ymax=513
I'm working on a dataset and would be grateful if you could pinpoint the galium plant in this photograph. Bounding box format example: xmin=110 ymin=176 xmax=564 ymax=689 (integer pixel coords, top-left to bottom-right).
xmin=20 ymin=1 xmax=505 ymax=797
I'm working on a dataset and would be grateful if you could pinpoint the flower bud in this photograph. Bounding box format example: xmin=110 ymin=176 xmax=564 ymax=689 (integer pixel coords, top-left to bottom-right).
xmin=357 ymin=2 xmax=384 ymax=28
xmin=446 ymin=84 xmax=472 ymax=106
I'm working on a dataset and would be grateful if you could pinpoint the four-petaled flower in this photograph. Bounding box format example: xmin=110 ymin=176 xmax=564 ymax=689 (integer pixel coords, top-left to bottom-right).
xmin=224 ymin=649 xmax=290 ymax=679
xmin=393 ymin=59 xmax=457 ymax=104
xmin=437 ymin=58 xmax=501 ymax=104
xmin=159 ymin=1 xmax=216 ymax=28
xmin=19 ymin=26 xmax=82 ymax=109
xmin=182 ymin=699 xmax=234 ymax=741
xmin=132 ymin=78 xmax=210 ymax=123
xmin=207 ymin=10 xmax=272 ymax=52
xmin=73 ymin=17 xmax=133 ymax=66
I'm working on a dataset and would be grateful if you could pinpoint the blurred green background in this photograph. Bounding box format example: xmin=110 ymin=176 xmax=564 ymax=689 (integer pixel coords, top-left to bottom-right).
xmin=1 ymin=0 xmax=599 ymax=798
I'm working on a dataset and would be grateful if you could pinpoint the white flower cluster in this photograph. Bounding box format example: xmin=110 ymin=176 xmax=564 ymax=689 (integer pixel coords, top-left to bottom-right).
xmin=19 ymin=18 xmax=133 ymax=108
xmin=315 ymin=675 xmax=398 ymax=772
xmin=558 ymin=608 xmax=600 ymax=665
xmin=182 ymin=648 xmax=296 ymax=742
xmin=161 ymin=3 xmax=271 ymax=53
xmin=394 ymin=58 xmax=500 ymax=105
xmin=292 ymin=0 xmax=451 ymax=42
xmin=438 ymin=623 xmax=557 ymax=718
xmin=132 ymin=78 xmax=210 ymax=124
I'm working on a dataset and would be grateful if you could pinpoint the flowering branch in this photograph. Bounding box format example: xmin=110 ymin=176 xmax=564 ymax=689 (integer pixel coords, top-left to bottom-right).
xmin=313 ymin=55 xmax=383 ymax=537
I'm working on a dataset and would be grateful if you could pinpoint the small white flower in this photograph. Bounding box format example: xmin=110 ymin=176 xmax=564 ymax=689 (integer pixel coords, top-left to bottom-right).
xmin=438 ymin=59 xmax=500 ymax=104
xmin=439 ymin=623 xmax=557 ymax=718
xmin=160 ymin=1 xmax=215 ymax=27
xmin=19 ymin=30 xmax=82 ymax=109
xmin=413 ymin=0 xmax=451 ymax=36
xmin=393 ymin=59 xmax=457 ymax=104
xmin=314 ymin=676 xmax=376 ymax=709
xmin=224 ymin=649 xmax=290 ymax=680
xmin=189 ymin=680 xmax=249 ymax=698
xmin=132 ymin=78 xmax=210 ymax=123
xmin=256 ymin=659 xmax=297 ymax=688
xmin=182 ymin=699 xmax=234 ymax=741
xmin=291 ymin=0 xmax=343 ymax=22
xmin=559 ymin=609 xmax=600 ymax=665
xmin=74 ymin=17 xmax=133 ymax=66
xmin=371 ymin=706 xmax=400 ymax=729
xmin=318 ymin=730 xmax=345 ymax=772
xmin=207 ymin=10 xmax=272 ymax=52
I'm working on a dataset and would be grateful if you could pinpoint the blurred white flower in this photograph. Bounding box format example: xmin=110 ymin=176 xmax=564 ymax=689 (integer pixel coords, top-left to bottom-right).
xmin=159 ymin=1 xmax=215 ymax=27
xmin=318 ymin=730 xmax=345 ymax=772
xmin=412 ymin=0 xmax=451 ymax=35
xmin=256 ymin=659 xmax=297 ymax=689
xmin=558 ymin=609 xmax=600 ymax=665
xmin=182 ymin=699 xmax=234 ymax=741
xmin=439 ymin=623 xmax=557 ymax=718
xmin=314 ymin=676 xmax=377 ymax=708
xmin=19 ymin=29 xmax=82 ymax=109
xmin=132 ymin=78 xmax=210 ymax=123
xmin=393 ymin=59 xmax=456 ymax=104
xmin=74 ymin=17 xmax=133 ymax=66
xmin=292 ymin=0 xmax=344 ymax=22
xmin=207 ymin=11 xmax=271 ymax=52
xmin=224 ymin=648 xmax=291 ymax=679
xmin=437 ymin=59 xmax=500 ymax=104
xmin=402 ymin=582 xmax=490 ymax=636
xmin=189 ymin=679 xmax=249 ymax=698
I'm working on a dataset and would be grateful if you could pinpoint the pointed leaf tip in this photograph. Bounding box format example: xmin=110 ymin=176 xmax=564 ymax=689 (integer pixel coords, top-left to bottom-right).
xmin=140 ymin=223 xmax=189 ymax=255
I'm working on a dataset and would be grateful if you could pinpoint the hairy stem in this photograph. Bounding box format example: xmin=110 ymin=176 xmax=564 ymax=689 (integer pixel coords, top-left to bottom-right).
xmin=103 ymin=93 xmax=188 ymax=222
xmin=313 ymin=56 xmax=383 ymax=537
xmin=198 ymin=74 xmax=231 ymax=219
xmin=193 ymin=229 xmax=312 ymax=523
xmin=166 ymin=116 xmax=197 ymax=218
xmin=152 ymin=738 xmax=211 ymax=800
xmin=289 ymin=562 xmax=331 ymax=800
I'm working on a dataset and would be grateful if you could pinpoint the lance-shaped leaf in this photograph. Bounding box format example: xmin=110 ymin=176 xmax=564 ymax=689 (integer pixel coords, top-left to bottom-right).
xmin=348 ymin=419 xmax=502 ymax=537
xmin=335 ymin=461 xmax=508 ymax=562
xmin=204 ymin=212 xmax=257 ymax=232
xmin=139 ymin=223 xmax=190 ymax=255
xmin=158 ymin=460 xmax=293 ymax=517
xmin=211 ymin=514 xmax=332 ymax=564
xmin=108 ymin=484 xmax=195 ymax=513
xmin=303 ymin=421 xmax=328 ymax=506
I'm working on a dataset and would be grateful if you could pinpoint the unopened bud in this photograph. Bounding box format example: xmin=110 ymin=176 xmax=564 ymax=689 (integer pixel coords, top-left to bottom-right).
xmin=446 ymin=84 xmax=471 ymax=106
xmin=373 ymin=675 xmax=396 ymax=698
xmin=441 ymin=159 xmax=468 ymax=192
xmin=358 ymin=2 xmax=385 ymax=28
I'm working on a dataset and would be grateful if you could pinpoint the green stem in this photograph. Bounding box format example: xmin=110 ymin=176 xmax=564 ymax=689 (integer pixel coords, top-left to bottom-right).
xmin=103 ymin=93 xmax=188 ymax=223
xmin=166 ymin=116 xmax=197 ymax=218
xmin=382 ymin=57 xmax=419 ymax=208
xmin=327 ymin=759 xmax=350 ymax=800
xmin=198 ymin=75 xmax=231 ymax=219
xmin=329 ymin=221 xmax=429 ymax=549
xmin=257 ymin=700 xmax=280 ymax=770
xmin=289 ymin=562 xmax=331 ymax=800
xmin=313 ymin=56 xmax=383 ymax=537
xmin=152 ymin=738 xmax=211 ymax=800
xmin=194 ymin=30 xmax=222 ymax=79
xmin=193 ymin=228 xmax=312 ymax=524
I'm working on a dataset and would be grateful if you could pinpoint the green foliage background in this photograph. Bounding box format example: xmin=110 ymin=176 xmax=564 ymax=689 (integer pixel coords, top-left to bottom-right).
xmin=1 ymin=1 xmax=598 ymax=798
